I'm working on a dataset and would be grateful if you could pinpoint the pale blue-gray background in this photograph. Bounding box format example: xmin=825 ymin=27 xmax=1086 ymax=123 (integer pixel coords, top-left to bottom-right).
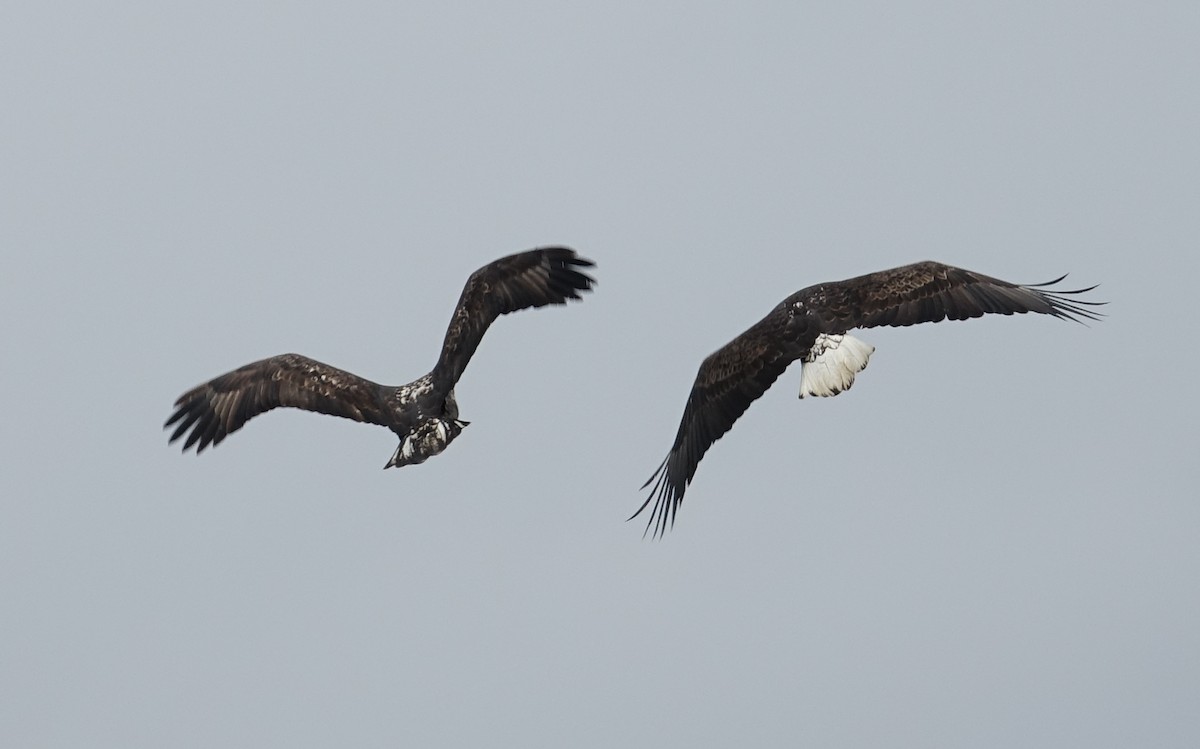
xmin=2 ymin=2 xmax=1197 ymax=747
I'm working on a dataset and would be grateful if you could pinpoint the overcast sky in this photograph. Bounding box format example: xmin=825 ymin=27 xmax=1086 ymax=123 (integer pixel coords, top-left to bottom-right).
xmin=3 ymin=2 xmax=1198 ymax=747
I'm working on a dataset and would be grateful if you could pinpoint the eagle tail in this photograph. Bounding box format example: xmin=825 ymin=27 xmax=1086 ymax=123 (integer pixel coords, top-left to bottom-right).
xmin=384 ymin=418 xmax=469 ymax=469
xmin=799 ymin=334 xmax=875 ymax=398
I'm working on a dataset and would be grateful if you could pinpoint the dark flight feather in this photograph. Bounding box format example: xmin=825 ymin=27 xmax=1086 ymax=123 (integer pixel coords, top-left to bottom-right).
xmin=431 ymin=247 xmax=595 ymax=390
xmin=632 ymin=260 xmax=1103 ymax=538
xmin=165 ymin=354 xmax=389 ymax=453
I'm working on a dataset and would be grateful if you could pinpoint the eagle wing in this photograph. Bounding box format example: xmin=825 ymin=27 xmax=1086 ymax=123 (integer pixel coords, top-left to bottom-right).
xmin=804 ymin=260 xmax=1103 ymax=331
xmin=430 ymin=247 xmax=595 ymax=390
xmin=165 ymin=353 xmax=390 ymax=453
xmin=635 ymin=261 xmax=1103 ymax=537
xmin=631 ymin=307 xmax=807 ymax=538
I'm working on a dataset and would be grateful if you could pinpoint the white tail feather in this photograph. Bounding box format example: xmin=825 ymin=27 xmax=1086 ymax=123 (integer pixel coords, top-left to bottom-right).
xmin=799 ymin=334 xmax=874 ymax=398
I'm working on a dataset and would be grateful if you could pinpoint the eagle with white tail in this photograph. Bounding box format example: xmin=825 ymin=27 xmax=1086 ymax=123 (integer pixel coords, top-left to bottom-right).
xmin=165 ymin=247 xmax=595 ymax=468
xmin=632 ymin=260 xmax=1104 ymax=537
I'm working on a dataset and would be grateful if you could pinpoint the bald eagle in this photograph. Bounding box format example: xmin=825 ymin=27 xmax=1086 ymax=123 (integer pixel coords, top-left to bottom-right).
xmin=166 ymin=247 xmax=595 ymax=468
xmin=632 ymin=261 xmax=1103 ymax=537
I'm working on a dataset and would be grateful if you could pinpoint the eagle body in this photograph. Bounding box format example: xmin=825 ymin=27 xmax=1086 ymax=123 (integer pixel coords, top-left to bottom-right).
xmin=166 ymin=247 xmax=595 ymax=468
xmin=633 ymin=260 xmax=1104 ymax=537
xmin=381 ymin=376 xmax=465 ymax=468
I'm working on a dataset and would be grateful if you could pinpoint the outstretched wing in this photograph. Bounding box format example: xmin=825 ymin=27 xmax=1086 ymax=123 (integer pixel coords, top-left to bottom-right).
xmin=165 ymin=353 xmax=390 ymax=453
xmin=803 ymin=260 xmax=1104 ymax=331
xmin=631 ymin=306 xmax=808 ymax=538
xmin=430 ymin=247 xmax=596 ymax=390
xmin=634 ymin=261 xmax=1104 ymax=537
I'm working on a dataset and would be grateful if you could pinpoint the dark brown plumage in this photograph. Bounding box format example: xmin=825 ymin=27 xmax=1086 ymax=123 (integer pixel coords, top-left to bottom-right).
xmin=165 ymin=247 xmax=595 ymax=467
xmin=632 ymin=261 xmax=1104 ymax=537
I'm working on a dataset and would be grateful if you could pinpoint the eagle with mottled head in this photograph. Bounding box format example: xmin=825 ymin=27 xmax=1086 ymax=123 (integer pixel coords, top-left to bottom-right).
xmin=165 ymin=247 xmax=595 ymax=468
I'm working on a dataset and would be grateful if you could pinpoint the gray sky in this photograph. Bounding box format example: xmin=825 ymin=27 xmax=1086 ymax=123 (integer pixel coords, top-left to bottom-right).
xmin=3 ymin=2 xmax=1198 ymax=747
